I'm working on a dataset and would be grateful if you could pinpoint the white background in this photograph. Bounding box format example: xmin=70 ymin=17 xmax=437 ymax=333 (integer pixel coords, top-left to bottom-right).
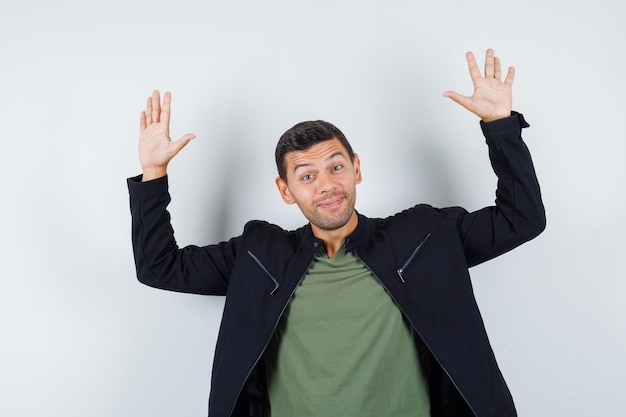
xmin=1 ymin=1 xmax=624 ymax=416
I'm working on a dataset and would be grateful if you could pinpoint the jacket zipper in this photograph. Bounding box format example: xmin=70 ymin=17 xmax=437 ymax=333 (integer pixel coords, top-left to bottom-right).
xmin=353 ymin=249 xmax=478 ymax=417
xmin=396 ymin=233 xmax=431 ymax=283
xmin=248 ymin=251 xmax=280 ymax=295
xmin=227 ymin=253 xmax=315 ymax=417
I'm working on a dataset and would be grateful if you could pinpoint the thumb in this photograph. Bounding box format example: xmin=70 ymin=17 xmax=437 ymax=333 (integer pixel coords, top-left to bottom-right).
xmin=170 ymin=133 xmax=196 ymax=154
xmin=442 ymin=90 xmax=471 ymax=108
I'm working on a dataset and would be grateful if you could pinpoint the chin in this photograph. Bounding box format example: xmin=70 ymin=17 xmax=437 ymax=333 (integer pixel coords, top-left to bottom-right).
xmin=313 ymin=211 xmax=354 ymax=231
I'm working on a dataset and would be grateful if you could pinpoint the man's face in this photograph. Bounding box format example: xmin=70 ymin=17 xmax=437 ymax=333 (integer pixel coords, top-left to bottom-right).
xmin=276 ymin=138 xmax=362 ymax=234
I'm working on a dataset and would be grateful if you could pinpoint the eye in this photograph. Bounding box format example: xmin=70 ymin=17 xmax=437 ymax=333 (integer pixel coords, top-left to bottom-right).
xmin=331 ymin=165 xmax=343 ymax=172
xmin=301 ymin=174 xmax=315 ymax=182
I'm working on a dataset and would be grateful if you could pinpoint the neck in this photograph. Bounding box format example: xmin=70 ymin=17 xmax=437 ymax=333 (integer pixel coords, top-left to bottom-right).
xmin=311 ymin=212 xmax=358 ymax=258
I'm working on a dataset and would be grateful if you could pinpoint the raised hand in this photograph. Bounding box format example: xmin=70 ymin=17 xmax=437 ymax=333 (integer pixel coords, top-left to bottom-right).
xmin=443 ymin=49 xmax=514 ymax=122
xmin=138 ymin=90 xmax=196 ymax=181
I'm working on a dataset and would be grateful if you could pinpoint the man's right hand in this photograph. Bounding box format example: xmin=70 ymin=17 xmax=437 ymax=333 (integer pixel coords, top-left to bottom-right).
xmin=139 ymin=90 xmax=196 ymax=181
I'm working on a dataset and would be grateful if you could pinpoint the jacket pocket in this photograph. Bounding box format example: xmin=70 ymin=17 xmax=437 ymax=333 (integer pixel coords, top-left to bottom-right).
xmin=247 ymin=251 xmax=280 ymax=295
xmin=396 ymin=233 xmax=431 ymax=283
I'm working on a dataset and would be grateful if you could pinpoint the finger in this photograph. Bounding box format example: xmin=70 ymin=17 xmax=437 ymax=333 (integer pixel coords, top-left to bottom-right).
xmin=161 ymin=91 xmax=172 ymax=131
xmin=484 ymin=48 xmax=495 ymax=78
xmin=504 ymin=66 xmax=515 ymax=86
xmin=145 ymin=96 xmax=153 ymax=124
xmin=494 ymin=56 xmax=502 ymax=80
xmin=151 ymin=90 xmax=161 ymax=124
xmin=465 ymin=51 xmax=482 ymax=83
xmin=179 ymin=133 xmax=196 ymax=144
xmin=171 ymin=133 xmax=196 ymax=154
xmin=443 ymin=90 xmax=472 ymax=109
xmin=140 ymin=111 xmax=147 ymax=132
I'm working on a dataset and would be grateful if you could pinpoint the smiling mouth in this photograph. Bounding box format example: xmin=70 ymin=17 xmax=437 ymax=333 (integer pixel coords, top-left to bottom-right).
xmin=317 ymin=196 xmax=344 ymax=209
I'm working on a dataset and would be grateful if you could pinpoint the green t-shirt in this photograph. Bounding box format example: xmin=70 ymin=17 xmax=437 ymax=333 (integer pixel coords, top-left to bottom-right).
xmin=264 ymin=244 xmax=431 ymax=417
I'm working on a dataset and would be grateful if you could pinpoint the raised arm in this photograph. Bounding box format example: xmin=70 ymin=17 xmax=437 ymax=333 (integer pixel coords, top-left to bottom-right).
xmin=129 ymin=91 xmax=234 ymax=295
xmin=440 ymin=50 xmax=545 ymax=265
xmin=443 ymin=49 xmax=514 ymax=122
xmin=138 ymin=90 xmax=196 ymax=181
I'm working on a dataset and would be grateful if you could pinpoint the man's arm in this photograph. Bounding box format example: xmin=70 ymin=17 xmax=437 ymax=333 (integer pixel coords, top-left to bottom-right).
xmin=442 ymin=50 xmax=545 ymax=266
xmin=128 ymin=175 xmax=236 ymax=295
xmin=451 ymin=113 xmax=545 ymax=267
xmin=128 ymin=91 xmax=233 ymax=295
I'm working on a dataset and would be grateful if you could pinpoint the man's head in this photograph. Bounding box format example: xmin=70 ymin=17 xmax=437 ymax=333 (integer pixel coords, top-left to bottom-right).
xmin=274 ymin=120 xmax=361 ymax=235
xmin=275 ymin=120 xmax=355 ymax=182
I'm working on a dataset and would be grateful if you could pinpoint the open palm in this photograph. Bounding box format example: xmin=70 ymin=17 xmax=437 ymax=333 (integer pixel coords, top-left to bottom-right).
xmin=444 ymin=49 xmax=514 ymax=122
xmin=138 ymin=90 xmax=195 ymax=181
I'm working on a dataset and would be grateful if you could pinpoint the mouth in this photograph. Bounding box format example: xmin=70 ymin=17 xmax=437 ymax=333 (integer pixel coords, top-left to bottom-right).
xmin=316 ymin=196 xmax=345 ymax=209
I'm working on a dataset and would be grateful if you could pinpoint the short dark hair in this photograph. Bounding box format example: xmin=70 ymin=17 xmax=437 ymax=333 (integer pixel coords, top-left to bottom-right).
xmin=275 ymin=120 xmax=355 ymax=181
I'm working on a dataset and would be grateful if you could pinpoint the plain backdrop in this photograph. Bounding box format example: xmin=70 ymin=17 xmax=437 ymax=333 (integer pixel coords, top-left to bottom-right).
xmin=1 ymin=1 xmax=624 ymax=416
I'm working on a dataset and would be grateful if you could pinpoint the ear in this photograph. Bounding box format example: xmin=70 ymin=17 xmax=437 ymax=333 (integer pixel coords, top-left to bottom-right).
xmin=275 ymin=176 xmax=296 ymax=204
xmin=353 ymin=153 xmax=362 ymax=185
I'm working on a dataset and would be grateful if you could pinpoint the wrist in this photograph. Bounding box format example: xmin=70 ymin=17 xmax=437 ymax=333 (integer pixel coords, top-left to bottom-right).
xmin=141 ymin=166 xmax=167 ymax=182
xmin=481 ymin=111 xmax=512 ymax=123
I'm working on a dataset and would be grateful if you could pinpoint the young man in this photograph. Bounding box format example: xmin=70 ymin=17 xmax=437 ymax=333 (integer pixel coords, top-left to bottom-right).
xmin=128 ymin=49 xmax=545 ymax=417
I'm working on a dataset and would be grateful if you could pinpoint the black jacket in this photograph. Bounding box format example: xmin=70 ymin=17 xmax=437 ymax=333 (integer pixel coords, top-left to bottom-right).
xmin=128 ymin=113 xmax=545 ymax=417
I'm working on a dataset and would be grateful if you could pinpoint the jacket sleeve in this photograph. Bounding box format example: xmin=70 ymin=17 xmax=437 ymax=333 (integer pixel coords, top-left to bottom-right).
xmin=127 ymin=175 xmax=236 ymax=295
xmin=448 ymin=112 xmax=546 ymax=267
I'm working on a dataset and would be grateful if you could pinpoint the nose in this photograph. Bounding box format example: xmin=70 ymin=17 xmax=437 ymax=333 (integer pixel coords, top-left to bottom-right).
xmin=317 ymin=171 xmax=335 ymax=193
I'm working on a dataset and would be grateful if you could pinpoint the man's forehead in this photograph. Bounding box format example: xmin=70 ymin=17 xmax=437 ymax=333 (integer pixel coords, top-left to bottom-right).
xmin=286 ymin=139 xmax=348 ymax=167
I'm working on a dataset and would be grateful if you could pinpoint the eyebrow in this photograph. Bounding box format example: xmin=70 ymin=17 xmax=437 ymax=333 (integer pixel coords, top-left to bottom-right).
xmin=293 ymin=151 xmax=346 ymax=174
